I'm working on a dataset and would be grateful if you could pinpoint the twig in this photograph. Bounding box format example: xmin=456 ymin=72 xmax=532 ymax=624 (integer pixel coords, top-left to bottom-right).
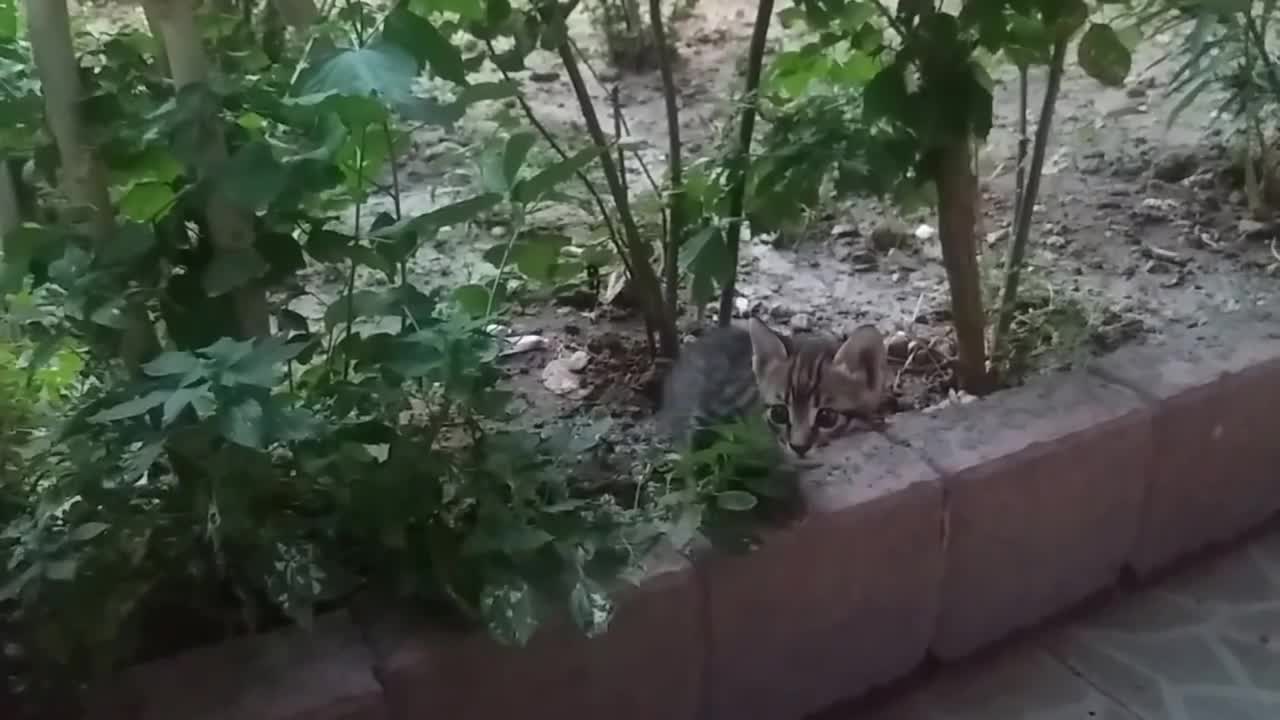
xmin=569 ymin=37 xmax=667 ymax=206
xmin=548 ymin=8 xmax=676 ymax=356
xmin=994 ymin=34 xmax=1068 ymax=358
xmin=716 ymin=0 xmax=775 ymax=326
xmin=482 ymin=38 xmax=627 ymax=274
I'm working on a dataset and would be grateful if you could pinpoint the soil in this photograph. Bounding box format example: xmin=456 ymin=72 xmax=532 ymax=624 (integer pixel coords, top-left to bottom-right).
xmin=70 ymin=1 xmax=1280 ymax=449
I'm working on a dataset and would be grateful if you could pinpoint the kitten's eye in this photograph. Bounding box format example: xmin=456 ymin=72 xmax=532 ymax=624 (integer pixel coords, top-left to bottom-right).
xmin=767 ymin=404 xmax=789 ymax=425
xmin=815 ymin=408 xmax=840 ymax=429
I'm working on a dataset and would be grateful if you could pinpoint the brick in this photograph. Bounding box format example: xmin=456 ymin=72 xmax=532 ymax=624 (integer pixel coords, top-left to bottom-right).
xmin=364 ymin=547 xmax=701 ymax=720
xmin=887 ymin=371 xmax=1150 ymax=660
xmin=698 ymin=432 xmax=943 ymax=720
xmin=90 ymin=611 xmax=387 ymax=720
xmin=1090 ymin=315 xmax=1280 ymax=576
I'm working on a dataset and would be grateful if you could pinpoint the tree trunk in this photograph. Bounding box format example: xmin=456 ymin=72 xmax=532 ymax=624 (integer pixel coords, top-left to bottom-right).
xmin=144 ymin=0 xmax=271 ymax=339
xmin=933 ymin=140 xmax=990 ymax=394
xmin=25 ymin=0 xmax=114 ymax=243
xmin=25 ymin=0 xmax=161 ymax=374
xmin=0 ymin=160 xmax=19 ymax=239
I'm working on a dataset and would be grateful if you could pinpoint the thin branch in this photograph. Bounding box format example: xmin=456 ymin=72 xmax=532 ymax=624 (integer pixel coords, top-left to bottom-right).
xmin=994 ymin=35 xmax=1068 ymax=358
xmin=551 ymin=13 xmax=676 ymax=356
xmin=716 ymin=0 xmax=774 ymax=326
xmin=650 ymin=0 xmax=685 ymax=319
xmin=482 ymin=38 xmax=626 ymax=275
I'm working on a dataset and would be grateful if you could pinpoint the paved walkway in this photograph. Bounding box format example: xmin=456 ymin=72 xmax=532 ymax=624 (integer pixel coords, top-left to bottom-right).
xmin=821 ymin=525 xmax=1280 ymax=720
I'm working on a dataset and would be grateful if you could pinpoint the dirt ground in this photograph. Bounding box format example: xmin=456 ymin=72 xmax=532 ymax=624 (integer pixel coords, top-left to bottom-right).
xmin=71 ymin=0 xmax=1280 ymax=454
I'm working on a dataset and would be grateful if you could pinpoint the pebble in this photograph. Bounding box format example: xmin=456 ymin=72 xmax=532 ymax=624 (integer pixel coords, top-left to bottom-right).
xmin=789 ymin=313 xmax=813 ymax=331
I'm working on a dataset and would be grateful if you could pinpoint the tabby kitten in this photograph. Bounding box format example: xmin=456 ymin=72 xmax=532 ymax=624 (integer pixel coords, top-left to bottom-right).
xmin=659 ymin=317 xmax=888 ymax=457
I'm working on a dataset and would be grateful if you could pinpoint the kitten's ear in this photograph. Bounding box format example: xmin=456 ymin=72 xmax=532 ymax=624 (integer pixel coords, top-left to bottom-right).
xmin=748 ymin=317 xmax=789 ymax=376
xmin=833 ymin=324 xmax=887 ymax=395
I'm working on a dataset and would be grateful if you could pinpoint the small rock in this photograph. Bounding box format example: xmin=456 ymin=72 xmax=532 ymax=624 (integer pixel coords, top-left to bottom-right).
xmin=921 ymin=241 xmax=943 ymax=262
xmin=734 ymin=296 xmax=751 ymax=318
xmin=913 ymin=224 xmax=936 ymax=241
xmin=830 ymin=223 xmax=859 ymax=239
xmin=768 ymin=303 xmax=794 ymax=321
xmin=849 ymin=249 xmax=879 ymax=271
xmin=603 ymin=270 xmax=633 ymax=307
xmin=501 ymin=335 xmax=548 ymax=357
xmin=790 ymin=313 xmax=813 ymax=331
xmin=986 ymin=227 xmax=1010 ymax=246
xmin=543 ymin=357 xmax=585 ymax=396
xmin=1151 ymin=150 xmax=1199 ymax=183
xmin=564 ymin=350 xmax=591 ymax=372
xmin=1046 ymin=234 xmax=1068 ymax=249
xmin=869 ymin=222 xmax=909 ymax=252
xmin=1238 ymin=218 xmax=1272 ymax=240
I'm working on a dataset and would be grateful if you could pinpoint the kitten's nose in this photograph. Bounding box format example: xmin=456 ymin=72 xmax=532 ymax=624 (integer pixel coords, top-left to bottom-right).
xmin=788 ymin=441 xmax=811 ymax=457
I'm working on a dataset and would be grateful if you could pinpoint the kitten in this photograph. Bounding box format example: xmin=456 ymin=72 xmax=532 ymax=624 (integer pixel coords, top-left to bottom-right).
xmin=659 ymin=317 xmax=888 ymax=457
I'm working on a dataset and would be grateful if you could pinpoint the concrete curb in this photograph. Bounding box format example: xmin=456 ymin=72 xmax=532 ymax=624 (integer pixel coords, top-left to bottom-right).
xmin=90 ymin=318 xmax=1280 ymax=720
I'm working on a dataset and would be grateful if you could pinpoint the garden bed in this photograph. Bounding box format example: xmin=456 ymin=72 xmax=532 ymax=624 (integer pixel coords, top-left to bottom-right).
xmin=8 ymin=1 xmax=1280 ymax=717
xmin=84 ymin=306 xmax=1280 ymax=720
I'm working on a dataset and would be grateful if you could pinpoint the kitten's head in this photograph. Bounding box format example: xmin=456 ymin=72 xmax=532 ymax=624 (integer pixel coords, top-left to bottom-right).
xmin=747 ymin=317 xmax=888 ymax=457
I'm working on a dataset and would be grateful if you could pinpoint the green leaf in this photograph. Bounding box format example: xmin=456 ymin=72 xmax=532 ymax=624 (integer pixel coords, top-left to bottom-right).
xmin=119 ymin=181 xmax=176 ymax=221
xmin=409 ymin=0 xmax=484 ymax=21
xmin=44 ymin=559 xmax=78 ymax=581
xmin=463 ymin=522 xmax=554 ymax=555
xmin=68 ymin=522 xmax=111 ymax=542
xmin=142 ymin=351 xmax=202 ymax=378
xmin=480 ymin=579 xmax=539 ymax=646
xmin=382 ymin=5 xmax=469 ymax=85
xmin=452 ymin=283 xmax=503 ymax=317
xmin=300 ymin=39 xmax=418 ymax=117
xmin=380 ymin=194 xmax=501 ymax=240
xmin=716 ymin=490 xmax=759 ymax=512
xmin=163 ymin=385 xmax=211 ymax=425
xmin=0 ymin=0 xmax=16 ymax=39
xmin=226 ymin=336 xmax=309 ymax=385
xmin=512 ymin=147 xmax=598 ymax=205
xmin=90 ymin=390 xmax=171 ymax=423
xmin=203 ymin=248 xmax=269 ymax=296
xmin=1077 ymin=23 xmax=1131 ymax=88
xmin=215 ymin=141 xmax=288 ymax=212
xmin=220 ymin=396 xmax=265 ymax=448
xmin=503 ymin=132 xmax=537 ymax=188
xmin=568 ymin=579 xmax=614 ymax=637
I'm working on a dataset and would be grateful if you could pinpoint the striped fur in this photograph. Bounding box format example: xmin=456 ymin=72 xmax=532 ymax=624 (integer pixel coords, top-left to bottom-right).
xmin=659 ymin=318 xmax=887 ymax=457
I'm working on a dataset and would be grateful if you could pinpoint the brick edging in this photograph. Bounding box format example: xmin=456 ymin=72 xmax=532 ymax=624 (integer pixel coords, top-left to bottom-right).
xmin=90 ymin=310 xmax=1280 ymax=720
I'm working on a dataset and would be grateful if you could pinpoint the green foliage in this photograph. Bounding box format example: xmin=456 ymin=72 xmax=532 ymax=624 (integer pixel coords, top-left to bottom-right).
xmin=1125 ymin=0 xmax=1280 ymax=133
xmin=752 ymin=0 xmax=1133 ymax=215
xmin=0 ymin=1 xmax=748 ymax=711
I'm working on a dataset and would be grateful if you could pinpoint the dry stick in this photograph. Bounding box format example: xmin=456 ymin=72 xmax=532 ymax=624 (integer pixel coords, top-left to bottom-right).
xmin=607 ymin=84 xmax=657 ymax=354
xmin=1012 ymin=64 xmax=1029 ymax=235
xmin=555 ymin=31 xmax=677 ymax=357
xmin=716 ymin=0 xmax=774 ymax=326
xmin=1244 ymin=12 xmax=1280 ymax=100
xmin=569 ymin=37 xmax=667 ymax=209
xmin=650 ymin=0 xmax=684 ymax=322
xmin=482 ymin=39 xmax=624 ymax=265
xmin=994 ymin=35 xmax=1068 ymax=358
